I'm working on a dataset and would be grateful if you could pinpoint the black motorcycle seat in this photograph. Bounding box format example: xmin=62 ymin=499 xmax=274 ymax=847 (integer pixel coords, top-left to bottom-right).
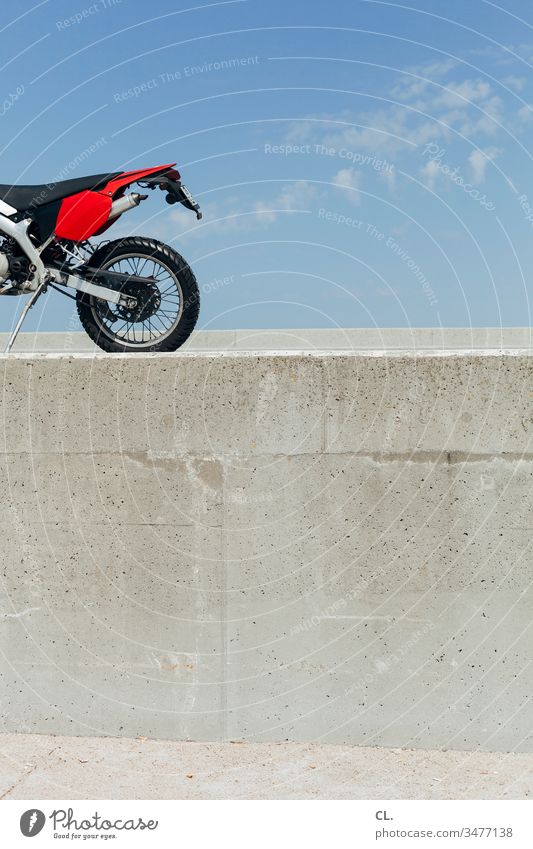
xmin=0 ymin=172 xmax=122 ymax=211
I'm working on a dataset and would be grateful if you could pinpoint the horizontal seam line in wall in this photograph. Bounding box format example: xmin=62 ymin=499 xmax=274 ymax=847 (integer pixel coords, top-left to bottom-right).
xmin=0 ymin=521 xmax=220 ymax=528
xmin=0 ymin=451 xmax=531 ymax=463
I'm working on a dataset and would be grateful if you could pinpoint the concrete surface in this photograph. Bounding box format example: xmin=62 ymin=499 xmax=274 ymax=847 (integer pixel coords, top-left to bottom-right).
xmin=0 ymin=733 xmax=531 ymax=799
xmin=0 ymin=349 xmax=532 ymax=751
xmin=2 ymin=327 xmax=533 ymax=352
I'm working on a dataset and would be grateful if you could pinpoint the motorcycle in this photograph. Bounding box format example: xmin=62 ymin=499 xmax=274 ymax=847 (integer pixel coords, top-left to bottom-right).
xmin=0 ymin=164 xmax=202 ymax=353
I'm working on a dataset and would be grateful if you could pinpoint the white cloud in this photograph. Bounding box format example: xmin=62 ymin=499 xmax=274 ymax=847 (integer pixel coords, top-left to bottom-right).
xmin=468 ymin=146 xmax=501 ymax=185
xmin=392 ymin=65 xmax=507 ymax=140
xmin=412 ymin=59 xmax=459 ymax=78
xmin=503 ymin=75 xmax=526 ymax=92
xmin=286 ymin=107 xmax=421 ymax=158
xmin=420 ymin=146 xmax=501 ymax=191
xmin=165 ymin=182 xmax=318 ymax=237
xmin=392 ymin=58 xmax=458 ymax=103
xmin=436 ymin=80 xmax=490 ymax=111
xmin=395 ymin=75 xmax=493 ymax=112
xmin=379 ymin=163 xmax=396 ymax=190
xmin=284 ymin=71 xmax=506 ymax=170
xmin=517 ymin=104 xmax=533 ymax=123
xmin=505 ymin=43 xmax=533 ymax=64
xmin=420 ymin=159 xmax=440 ymax=190
xmin=332 ymin=167 xmax=361 ymax=204
xmin=469 ymin=43 xmax=533 ymax=65
xmin=253 ymin=181 xmax=318 ymax=220
xmin=273 ymin=181 xmax=318 ymax=210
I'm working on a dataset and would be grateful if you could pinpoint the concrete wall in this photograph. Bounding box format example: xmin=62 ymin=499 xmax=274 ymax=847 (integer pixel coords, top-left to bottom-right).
xmin=3 ymin=327 xmax=533 ymax=353
xmin=0 ymin=350 xmax=531 ymax=752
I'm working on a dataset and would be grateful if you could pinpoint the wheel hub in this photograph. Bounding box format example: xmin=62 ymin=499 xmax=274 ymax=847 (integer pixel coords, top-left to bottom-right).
xmin=117 ymin=278 xmax=160 ymax=322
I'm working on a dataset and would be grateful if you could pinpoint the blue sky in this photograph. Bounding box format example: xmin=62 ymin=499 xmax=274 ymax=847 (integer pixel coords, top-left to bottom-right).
xmin=2 ymin=0 xmax=533 ymax=331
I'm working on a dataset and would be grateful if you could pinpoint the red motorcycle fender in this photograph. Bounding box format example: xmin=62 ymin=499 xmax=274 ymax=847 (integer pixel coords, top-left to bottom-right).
xmin=100 ymin=164 xmax=176 ymax=197
xmin=55 ymin=190 xmax=112 ymax=242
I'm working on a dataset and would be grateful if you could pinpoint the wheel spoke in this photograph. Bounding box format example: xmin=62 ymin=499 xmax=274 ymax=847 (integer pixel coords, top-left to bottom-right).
xmin=90 ymin=251 xmax=185 ymax=347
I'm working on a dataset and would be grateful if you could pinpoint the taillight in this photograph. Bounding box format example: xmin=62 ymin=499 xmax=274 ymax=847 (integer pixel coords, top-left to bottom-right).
xmin=165 ymin=168 xmax=181 ymax=181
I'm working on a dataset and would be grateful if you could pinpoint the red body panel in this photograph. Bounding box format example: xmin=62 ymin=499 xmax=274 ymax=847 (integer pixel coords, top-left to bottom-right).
xmin=55 ymin=164 xmax=176 ymax=242
xmin=99 ymin=164 xmax=176 ymax=198
xmin=55 ymin=190 xmax=112 ymax=241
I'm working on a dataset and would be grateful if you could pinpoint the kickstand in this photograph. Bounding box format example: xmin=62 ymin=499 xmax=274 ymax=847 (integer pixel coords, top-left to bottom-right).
xmin=4 ymin=279 xmax=48 ymax=354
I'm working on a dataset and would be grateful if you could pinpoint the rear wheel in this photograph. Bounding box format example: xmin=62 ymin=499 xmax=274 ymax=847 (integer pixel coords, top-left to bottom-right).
xmin=76 ymin=237 xmax=200 ymax=352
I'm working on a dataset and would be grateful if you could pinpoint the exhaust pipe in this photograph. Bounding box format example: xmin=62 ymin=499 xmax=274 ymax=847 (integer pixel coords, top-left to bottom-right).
xmin=108 ymin=192 xmax=147 ymax=222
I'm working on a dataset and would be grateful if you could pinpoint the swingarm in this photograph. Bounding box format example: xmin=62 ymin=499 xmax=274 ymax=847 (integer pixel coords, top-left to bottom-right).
xmin=48 ymin=267 xmax=144 ymax=309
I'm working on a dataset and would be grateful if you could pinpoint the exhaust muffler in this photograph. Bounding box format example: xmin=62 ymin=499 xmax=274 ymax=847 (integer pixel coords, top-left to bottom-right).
xmin=108 ymin=192 xmax=147 ymax=222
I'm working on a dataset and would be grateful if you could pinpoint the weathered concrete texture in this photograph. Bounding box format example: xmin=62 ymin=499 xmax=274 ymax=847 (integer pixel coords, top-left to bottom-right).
xmin=2 ymin=327 xmax=533 ymax=352
xmin=0 ymin=351 xmax=532 ymax=751
xmin=0 ymin=733 xmax=531 ymax=799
